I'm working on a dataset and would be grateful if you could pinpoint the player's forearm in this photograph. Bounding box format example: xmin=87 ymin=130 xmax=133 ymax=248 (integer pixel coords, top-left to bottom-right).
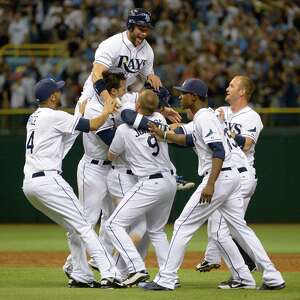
xmin=165 ymin=131 xmax=187 ymax=145
xmin=89 ymin=110 xmax=110 ymax=131
xmin=243 ymin=137 xmax=254 ymax=152
xmin=207 ymin=158 xmax=223 ymax=186
xmin=92 ymin=63 xmax=111 ymax=102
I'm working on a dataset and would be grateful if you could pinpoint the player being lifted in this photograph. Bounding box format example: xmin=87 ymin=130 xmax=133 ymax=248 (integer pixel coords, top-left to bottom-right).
xmin=79 ymin=8 xmax=180 ymax=124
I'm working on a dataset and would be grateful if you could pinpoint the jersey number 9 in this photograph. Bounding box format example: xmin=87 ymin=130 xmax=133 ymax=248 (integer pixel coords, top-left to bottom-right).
xmin=147 ymin=135 xmax=160 ymax=156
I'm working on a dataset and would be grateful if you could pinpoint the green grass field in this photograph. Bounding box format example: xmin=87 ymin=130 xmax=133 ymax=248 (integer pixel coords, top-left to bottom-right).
xmin=0 ymin=224 xmax=300 ymax=300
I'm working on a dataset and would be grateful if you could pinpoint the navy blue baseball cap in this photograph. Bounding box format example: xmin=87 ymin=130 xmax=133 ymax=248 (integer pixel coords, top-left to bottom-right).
xmin=174 ymin=78 xmax=208 ymax=98
xmin=35 ymin=78 xmax=65 ymax=102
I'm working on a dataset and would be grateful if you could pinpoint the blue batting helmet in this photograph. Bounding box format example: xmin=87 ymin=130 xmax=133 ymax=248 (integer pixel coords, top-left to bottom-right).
xmin=127 ymin=8 xmax=153 ymax=30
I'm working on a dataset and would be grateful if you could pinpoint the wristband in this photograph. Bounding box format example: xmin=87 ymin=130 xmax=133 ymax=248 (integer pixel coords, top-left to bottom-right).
xmin=234 ymin=134 xmax=246 ymax=148
xmin=94 ymin=79 xmax=107 ymax=95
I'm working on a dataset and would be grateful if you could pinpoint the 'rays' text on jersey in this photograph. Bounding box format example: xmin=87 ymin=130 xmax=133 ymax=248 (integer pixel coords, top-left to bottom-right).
xmin=225 ymin=121 xmax=242 ymax=135
xmin=117 ymin=56 xmax=146 ymax=73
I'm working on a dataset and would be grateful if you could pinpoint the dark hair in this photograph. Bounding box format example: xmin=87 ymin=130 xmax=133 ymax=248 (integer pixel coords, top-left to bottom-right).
xmin=102 ymin=70 xmax=126 ymax=92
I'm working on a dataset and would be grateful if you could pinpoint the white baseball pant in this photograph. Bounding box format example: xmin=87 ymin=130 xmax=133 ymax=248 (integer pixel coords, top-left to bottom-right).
xmin=107 ymin=166 xmax=149 ymax=278
xmin=65 ymin=155 xmax=114 ymax=282
xmin=154 ymin=168 xmax=284 ymax=289
xmin=105 ymin=172 xmax=177 ymax=274
xmin=204 ymin=169 xmax=257 ymax=279
xmin=22 ymin=172 xmax=121 ymax=282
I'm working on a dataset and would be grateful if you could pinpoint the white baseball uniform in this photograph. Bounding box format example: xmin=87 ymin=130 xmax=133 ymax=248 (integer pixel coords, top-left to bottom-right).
xmin=203 ymin=105 xmax=263 ymax=272
xmin=105 ymin=112 xmax=177 ymax=274
xmin=183 ymin=118 xmax=257 ymax=280
xmin=79 ymin=31 xmax=154 ymax=101
xmin=153 ymin=108 xmax=284 ymax=290
xmin=22 ymin=108 xmax=121 ymax=283
xmin=105 ymin=92 xmax=149 ymax=278
xmin=64 ymin=94 xmax=118 ymax=282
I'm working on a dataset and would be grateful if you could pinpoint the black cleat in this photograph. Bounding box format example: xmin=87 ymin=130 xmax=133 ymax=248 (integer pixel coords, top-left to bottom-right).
xmin=218 ymin=279 xmax=256 ymax=289
xmin=196 ymin=260 xmax=221 ymax=272
xmin=100 ymin=278 xmax=126 ymax=289
xmin=142 ymin=281 xmax=171 ymax=291
xmin=68 ymin=279 xmax=101 ymax=288
xmin=259 ymin=282 xmax=285 ymax=290
xmin=123 ymin=270 xmax=150 ymax=286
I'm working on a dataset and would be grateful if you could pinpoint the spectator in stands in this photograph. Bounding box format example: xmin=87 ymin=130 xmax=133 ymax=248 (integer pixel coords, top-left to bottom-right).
xmin=8 ymin=12 xmax=29 ymax=45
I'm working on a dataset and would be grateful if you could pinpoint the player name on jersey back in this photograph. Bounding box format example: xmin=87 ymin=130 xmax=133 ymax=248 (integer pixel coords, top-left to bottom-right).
xmin=110 ymin=112 xmax=173 ymax=177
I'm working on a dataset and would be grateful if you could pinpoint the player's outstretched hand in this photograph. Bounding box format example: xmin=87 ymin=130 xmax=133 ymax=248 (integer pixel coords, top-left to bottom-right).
xmin=103 ymin=97 xmax=118 ymax=114
xmin=215 ymin=108 xmax=225 ymax=122
xmin=148 ymin=122 xmax=164 ymax=139
xmin=200 ymin=184 xmax=214 ymax=204
xmin=161 ymin=107 xmax=182 ymax=123
xmin=78 ymin=99 xmax=87 ymax=116
xmin=147 ymin=74 xmax=162 ymax=91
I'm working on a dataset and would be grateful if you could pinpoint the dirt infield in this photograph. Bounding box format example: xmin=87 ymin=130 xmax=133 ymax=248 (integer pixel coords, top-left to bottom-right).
xmin=0 ymin=251 xmax=299 ymax=272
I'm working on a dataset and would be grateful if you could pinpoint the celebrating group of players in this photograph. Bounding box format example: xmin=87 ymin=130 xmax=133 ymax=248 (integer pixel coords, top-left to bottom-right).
xmin=22 ymin=8 xmax=285 ymax=291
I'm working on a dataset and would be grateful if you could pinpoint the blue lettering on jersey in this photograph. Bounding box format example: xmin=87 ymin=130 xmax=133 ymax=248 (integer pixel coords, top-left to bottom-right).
xmin=134 ymin=128 xmax=148 ymax=137
xmin=226 ymin=121 xmax=242 ymax=135
xmin=117 ymin=55 xmax=146 ymax=74
xmin=248 ymin=127 xmax=256 ymax=133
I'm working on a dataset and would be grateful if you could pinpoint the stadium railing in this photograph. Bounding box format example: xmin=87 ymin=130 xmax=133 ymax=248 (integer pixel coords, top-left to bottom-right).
xmin=0 ymin=44 xmax=68 ymax=57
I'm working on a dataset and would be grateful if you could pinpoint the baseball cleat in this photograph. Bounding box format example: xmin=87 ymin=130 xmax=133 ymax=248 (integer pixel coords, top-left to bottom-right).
xmin=123 ymin=270 xmax=150 ymax=287
xmin=68 ymin=278 xmax=102 ymax=288
xmin=175 ymin=278 xmax=181 ymax=288
xmin=259 ymin=282 xmax=285 ymax=290
xmin=218 ymin=279 xmax=256 ymax=289
xmin=139 ymin=278 xmax=181 ymax=289
xmin=142 ymin=281 xmax=171 ymax=291
xmin=100 ymin=277 xmax=127 ymax=289
xmin=195 ymin=260 xmax=221 ymax=272
xmin=176 ymin=176 xmax=195 ymax=191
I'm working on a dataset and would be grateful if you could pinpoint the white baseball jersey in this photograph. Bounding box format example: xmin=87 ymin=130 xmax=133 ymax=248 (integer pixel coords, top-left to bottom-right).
xmin=182 ymin=119 xmax=248 ymax=169
xmin=24 ymin=108 xmax=80 ymax=178
xmin=82 ymin=96 xmax=114 ymax=160
xmin=109 ymin=112 xmax=174 ymax=177
xmin=79 ymin=31 xmax=154 ymax=101
xmin=193 ymin=108 xmax=232 ymax=176
xmin=219 ymin=105 xmax=263 ymax=167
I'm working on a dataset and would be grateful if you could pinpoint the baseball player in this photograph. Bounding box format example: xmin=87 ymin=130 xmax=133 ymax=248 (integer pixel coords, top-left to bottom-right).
xmin=63 ymin=69 xmax=127 ymax=284
xmin=177 ymin=118 xmax=259 ymax=287
xmin=105 ymin=89 xmax=177 ymax=286
xmin=197 ymin=76 xmax=265 ymax=284
xmin=77 ymin=8 xmax=181 ymax=123
xmin=142 ymin=78 xmax=285 ymax=291
xmin=22 ymin=78 xmax=125 ymax=288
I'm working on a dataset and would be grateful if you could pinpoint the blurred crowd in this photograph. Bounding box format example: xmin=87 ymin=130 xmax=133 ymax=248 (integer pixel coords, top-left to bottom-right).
xmin=0 ymin=0 xmax=300 ymax=109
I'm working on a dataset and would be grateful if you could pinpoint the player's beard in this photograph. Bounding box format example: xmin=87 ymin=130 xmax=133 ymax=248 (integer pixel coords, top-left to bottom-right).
xmin=131 ymin=33 xmax=144 ymax=46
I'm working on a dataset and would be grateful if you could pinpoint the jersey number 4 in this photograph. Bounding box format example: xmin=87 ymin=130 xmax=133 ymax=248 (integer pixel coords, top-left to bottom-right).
xmin=147 ymin=136 xmax=160 ymax=156
xmin=26 ymin=131 xmax=35 ymax=153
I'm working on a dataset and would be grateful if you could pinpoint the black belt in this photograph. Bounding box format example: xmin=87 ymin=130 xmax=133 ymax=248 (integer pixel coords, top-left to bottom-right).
xmin=238 ymin=167 xmax=247 ymax=173
xmin=199 ymin=167 xmax=232 ymax=181
xmin=149 ymin=169 xmax=174 ymax=179
xmin=111 ymin=166 xmax=134 ymax=175
xmin=32 ymin=171 xmax=59 ymax=178
xmin=91 ymin=159 xmax=111 ymax=166
xmin=149 ymin=173 xmax=163 ymax=179
xmin=221 ymin=167 xmax=231 ymax=172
